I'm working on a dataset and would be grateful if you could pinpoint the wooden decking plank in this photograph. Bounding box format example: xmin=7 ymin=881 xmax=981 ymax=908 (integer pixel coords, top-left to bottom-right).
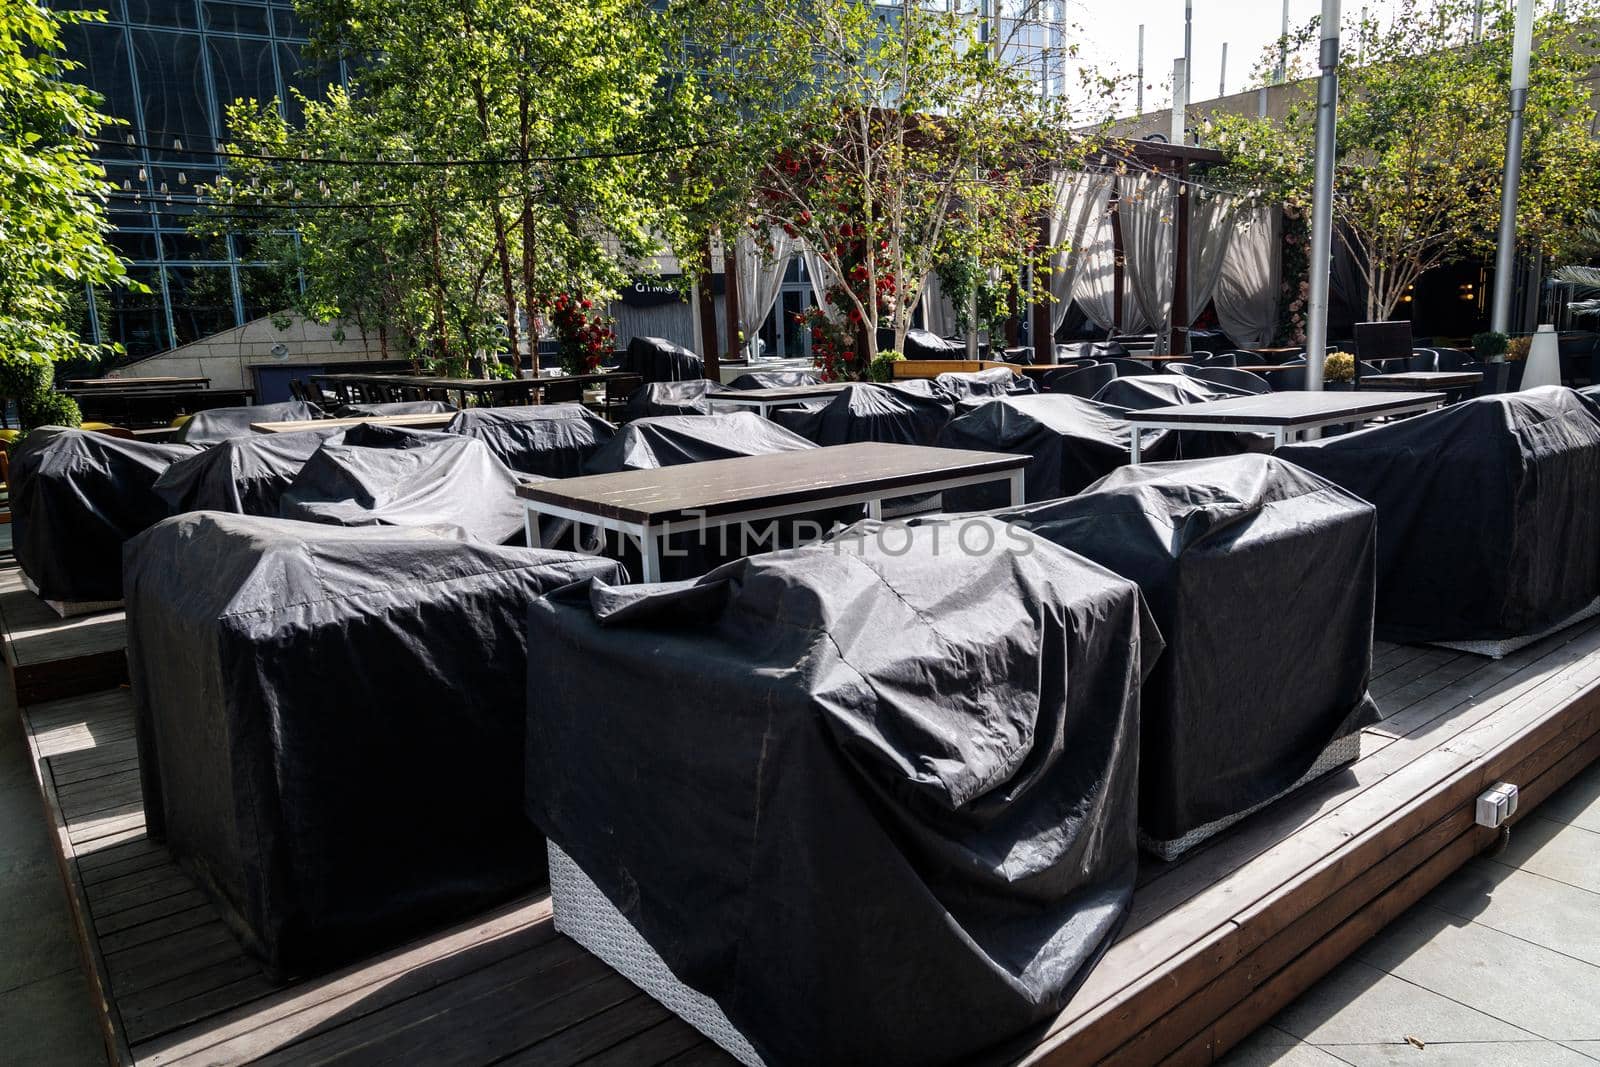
xmin=100 ymin=905 xmax=220 ymax=956
xmin=497 ymin=996 xmax=677 ymax=1067
xmin=90 ymin=862 xmax=198 ymax=908
xmin=555 ymin=1017 xmax=713 ymax=1067
xmin=88 ymin=871 xmax=202 ymax=918
xmin=96 ymin=890 xmax=214 ymax=938
xmin=107 ymin=924 xmax=245 ymax=994
xmin=1368 ymin=646 xmax=1464 ymax=700
xmin=123 ymin=972 xmax=282 ymax=1048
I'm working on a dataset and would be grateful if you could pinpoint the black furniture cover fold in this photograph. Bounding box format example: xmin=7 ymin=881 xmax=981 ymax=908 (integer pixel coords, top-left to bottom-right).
xmin=724 ymin=370 xmax=824 ymax=390
xmin=624 ymin=379 xmax=716 ymax=419
xmin=1277 ymin=387 xmax=1600 ymax=643
xmin=582 ymin=412 xmax=815 ymax=473
xmin=933 ymin=367 xmax=1038 ymax=400
xmin=901 ymin=327 xmax=966 ymax=359
xmin=124 ymin=511 xmax=623 ymax=975
xmin=618 ymin=335 xmax=703 ymax=382
xmin=153 ymin=425 xmax=344 ymax=516
xmin=333 ymin=399 xmax=454 ymax=417
xmin=936 ymin=394 xmax=1177 ymax=509
xmin=10 ymin=428 xmax=202 ymax=602
xmin=1091 ymin=373 xmax=1246 ymax=410
xmin=995 ymin=454 xmax=1380 ymax=842
xmin=526 ymin=520 xmax=1156 ymax=1066
xmin=280 ymin=434 xmax=527 ymax=544
xmin=444 ymin=403 xmax=616 ymax=477
xmin=769 ymin=382 xmax=953 ymax=446
xmin=173 ymin=400 xmax=320 ymax=444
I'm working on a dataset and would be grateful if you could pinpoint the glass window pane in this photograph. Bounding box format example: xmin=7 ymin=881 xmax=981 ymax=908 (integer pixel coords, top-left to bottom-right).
xmin=273 ymin=7 xmax=308 ymax=39
xmin=97 ymin=267 xmax=169 ymax=356
xmin=60 ymin=23 xmax=142 ymax=161
xmin=208 ymin=35 xmax=282 ymax=132
xmin=131 ymin=30 xmax=214 ymax=160
xmin=277 ymin=43 xmax=337 ymax=123
xmin=204 ymin=2 xmax=272 ymax=37
xmin=238 ymin=266 xmax=292 ymax=322
xmin=124 ymin=0 xmax=198 ymax=30
xmin=166 ymin=265 xmax=238 ymax=343
xmin=111 ymin=231 xmax=161 ymax=262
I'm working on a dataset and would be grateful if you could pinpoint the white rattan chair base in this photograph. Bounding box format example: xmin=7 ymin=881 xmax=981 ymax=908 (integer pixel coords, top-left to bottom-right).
xmin=547 ymin=842 xmax=767 ymax=1067
xmin=1431 ymin=596 xmax=1600 ymax=659
xmin=1138 ymin=731 xmax=1362 ymax=862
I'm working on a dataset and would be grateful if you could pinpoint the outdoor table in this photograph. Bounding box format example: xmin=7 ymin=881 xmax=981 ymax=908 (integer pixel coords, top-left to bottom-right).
xmin=250 ymin=412 xmax=456 ymax=433
xmin=709 ymin=381 xmax=858 ymax=417
xmin=69 ymin=387 xmax=255 ymax=429
xmin=65 ymin=376 xmax=209 ymax=391
xmin=1359 ymin=371 xmax=1483 ymax=392
xmin=1123 ymin=391 xmax=1445 ymax=462
xmin=1131 ymin=354 xmax=1195 ymax=363
xmin=515 ymin=442 xmax=1027 ymax=581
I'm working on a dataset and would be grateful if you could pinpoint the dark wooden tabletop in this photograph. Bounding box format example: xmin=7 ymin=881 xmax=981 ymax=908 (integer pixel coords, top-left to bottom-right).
xmin=1360 ymin=371 xmax=1484 ymax=389
xmin=516 ymin=442 xmax=1026 ymax=524
xmin=1124 ymin=391 xmax=1443 ymax=427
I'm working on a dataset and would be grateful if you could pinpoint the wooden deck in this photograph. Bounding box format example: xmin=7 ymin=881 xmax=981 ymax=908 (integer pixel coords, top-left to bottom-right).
xmin=0 ymin=569 xmax=126 ymax=704
xmin=6 ymin=562 xmax=1599 ymax=1066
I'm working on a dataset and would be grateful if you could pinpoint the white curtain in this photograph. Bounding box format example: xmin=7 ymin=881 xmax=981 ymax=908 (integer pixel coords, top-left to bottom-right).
xmin=1047 ymin=171 xmax=1110 ymax=332
xmin=1070 ymin=184 xmax=1151 ymax=332
xmin=735 ymin=227 xmax=794 ymax=358
xmin=1118 ymin=172 xmax=1178 ymax=347
xmin=1185 ymin=188 xmax=1239 ymax=326
xmin=918 ymin=271 xmax=958 ymax=336
xmin=1214 ymin=201 xmax=1281 ymax=348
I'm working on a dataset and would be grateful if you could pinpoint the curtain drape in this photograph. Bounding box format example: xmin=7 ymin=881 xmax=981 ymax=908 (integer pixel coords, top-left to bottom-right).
xmin=1214 ymin=201 xmax=1281 ymax=348
xmin=1117 ymin=172 xmax=1178 ymax=346
xmin=1185 ymin=188 xmax=1239 ymax=326
xmin=799 ymin=241 xmax=846 ymax=327
xmin=918 ymin=272 xmax=958 ymax=336
xmin=1070 ymin=180 xmax=1151 ymax=332
xmin=735 ymin=227 xmax=795 ymax=358
xmin=1048 ymin=171 xmax=1110 ymax=333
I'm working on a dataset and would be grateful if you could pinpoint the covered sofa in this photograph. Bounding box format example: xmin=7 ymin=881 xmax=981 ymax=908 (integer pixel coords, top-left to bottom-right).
xmin=936 ymin=394 xmax=1176 ymax=509
xmin=9 ymin=428 xmax=201 ymax=604
xmin=770 ymin=382 xmax=952 ymax=446
xmin=153 ymin=425 xmax=343 ymax=516
xmin=1278 ymin=387 xmax=1600 ymax=647
xmin=125 ymin=512 xmax=622 ymax=975
xmin=444 ymin=403 xmax=615 ymax=478
xmin=173 ymin=400 xmax=321 ymax=445
xmin=624 ymin=379 xmax=717 ymax=419
xmin=997 ymin=454 xmax=1380 ymax=857
xmin=724 ymin=370 xmax=824 ymax=390
xmin=617 ymin=335 xmax=703 ymax=382
xmin=932 ymin=366 xmax=1037 ymax=401
xmin=526 ymin=518 xmax=1154 ymax=1065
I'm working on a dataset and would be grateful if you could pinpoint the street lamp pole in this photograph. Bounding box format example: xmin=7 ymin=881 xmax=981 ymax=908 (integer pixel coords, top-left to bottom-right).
xmin=1490 ymin=0 xmax=1536 ymax=334
xmin=1305 ymin=0 xmax=1342 ymax=392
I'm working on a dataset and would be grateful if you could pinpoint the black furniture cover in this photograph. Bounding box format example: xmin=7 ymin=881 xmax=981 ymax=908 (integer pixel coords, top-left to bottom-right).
xmin=619 ymin=335 xmax=703 ymax=382
xmin=526 ymin=519 xmax=1155 ymax=1065
xmin=724 ymin=370 xmax=824 ymax=390
xmin=153 ymin=426 xmax=343 ymax=516
xmin=9 ymin=428 xmax=201 ymax=602
xmin=1278 ymin=387 xmax=1600 ymax=643
xmin=124 ymin=511 xmax=622 ymax=975
xmin=444 ymin=403 xmax=615 ymax=478
xmin=333 ymin=400 xmax=454 ymax=417
xmin=280 ymin=434 xmax=527 ymax=544
xmin=936 ymin=394 xmax=1176 ymax=509
xmin=996 ymin=454 xmax=1380 ymax=843
xmin=583 ymin=412 xmax=815 ymax=473
xmin=173 ymin=400 xmax=321 ymax=445
xmin=901 ymin=327 xmax=966 ymax=359
xmin=1091 ymin=373 xmax=1244 ymax=410
xmin=933 ymin=367 xmax=1038 ymax=400
xmin=624 ymin=379 xmax=716 ymax=419
xmin=770 ymin=382 xmax=952 ymax=446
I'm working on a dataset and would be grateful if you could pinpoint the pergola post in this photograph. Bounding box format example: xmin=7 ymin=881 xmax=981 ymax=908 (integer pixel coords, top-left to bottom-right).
xmin=1304 ymin=0 xmax=1342 ymax=392
xmin=1490 ymin=0 xmax=1535 ymax=333
xmin=698 ymin=235 xmax=721 ymax=381
xmin=1171 ymin=157 xmax=1191 ymax=354
xmin=1032 ymin=212 xmax=1054 ymax=362
xmin=723 ymin=226 xmax=743 ymax=362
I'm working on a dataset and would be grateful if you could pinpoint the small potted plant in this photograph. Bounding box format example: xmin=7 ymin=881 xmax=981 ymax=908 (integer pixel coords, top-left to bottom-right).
xmin=1504 ymin=334 xmax=1531 ymax=391
xmin=1323 ymin=352 xmax=1355 ymax=391
xmin=1472 ymin=330 xmax=1508 ymax=362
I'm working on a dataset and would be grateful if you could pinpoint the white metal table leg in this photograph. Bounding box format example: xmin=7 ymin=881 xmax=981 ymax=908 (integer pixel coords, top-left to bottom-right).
xmin=865 ymin=497 xmax=883 ymax=520
xmin=639 ymin=525 xmax=663 ymax=583
xmin=1130 ymin=431 xmax=1143 ymax=464
xmin=1008 ymin=470 xmax=1025 ymax=506
xmin=525 ymin=507 xmax=544 ymax=549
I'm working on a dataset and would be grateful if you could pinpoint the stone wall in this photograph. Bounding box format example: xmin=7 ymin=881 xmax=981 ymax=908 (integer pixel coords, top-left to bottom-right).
xmin=102 ymin=315 xmax=386 ymax=392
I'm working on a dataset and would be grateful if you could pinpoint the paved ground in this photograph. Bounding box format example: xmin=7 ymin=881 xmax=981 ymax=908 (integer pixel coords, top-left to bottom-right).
xmin=0 ymin=661 xmax=1595 ymax=1065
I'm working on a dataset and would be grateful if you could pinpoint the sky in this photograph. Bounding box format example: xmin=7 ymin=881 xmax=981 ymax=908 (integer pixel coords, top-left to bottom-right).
xmin=1064 ymin=0 xmax=1404 ymax=118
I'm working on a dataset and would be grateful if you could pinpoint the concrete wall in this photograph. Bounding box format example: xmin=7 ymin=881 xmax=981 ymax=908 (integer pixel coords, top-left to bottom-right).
xmin=104 ymin=314 xmax=386 ymax=392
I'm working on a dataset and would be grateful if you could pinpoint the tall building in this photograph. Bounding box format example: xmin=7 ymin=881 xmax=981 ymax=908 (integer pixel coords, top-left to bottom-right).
xmin=51 ymin=0 xmax=342 ymax=361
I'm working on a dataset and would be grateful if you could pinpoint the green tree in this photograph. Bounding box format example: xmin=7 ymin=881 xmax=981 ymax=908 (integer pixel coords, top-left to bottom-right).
xmin=1206 ymin=0 xmax=1600 ymax=323
xmin=1 ymin=0 xmax=132 ymax=374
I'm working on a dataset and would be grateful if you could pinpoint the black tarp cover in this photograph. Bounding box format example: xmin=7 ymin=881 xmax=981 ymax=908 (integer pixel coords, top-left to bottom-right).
xmin=936 ymin=394 xmax=1177 ymax=509
xmin=1090 ymin=374 xmax=1245 ymax=410
xmin=280 ymin=434 xmax=527 ymax=544
xmin=725 ymin=370 xmax=824 ymax=390
xmin=10 ymin=428 xmax=201 ymax=602
xmin=582 ymin=412 xmax=815 ymax=473
xmin=1277 ymin=387 xmax=1600 ymax=643
xmin=333 ymin=400 xmax=454 ymax=417
xmin=624 ymin=379 xmax=716 ymax=419
xmin=901 ymin=327 xmax=966 ymax=359
xmin=444 ymin=403 xmax=616 ymax=478
xmin=770 ymin=382 xmax=953 ymax=446
xmin=124 ymin=511 xmax=622 ymax=975
xmin=933 ymin=367 xmax=1038 ymax=400
xmin=995 ymin=454 xmax=1380 ymax=841
xmin=526 ymin=520 xmax=1155 ymax=1065
xmin=173 ymin=400 xmax=321 ymax=444
xmin=619 ymin=336 xmax=703 ymax=382
xmin=153 ymin=426 xmax=343 ymax=516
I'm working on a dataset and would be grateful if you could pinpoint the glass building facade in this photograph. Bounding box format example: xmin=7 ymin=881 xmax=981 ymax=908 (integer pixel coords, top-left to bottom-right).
xmin=50 ymin=0 xmax=341 ymax=360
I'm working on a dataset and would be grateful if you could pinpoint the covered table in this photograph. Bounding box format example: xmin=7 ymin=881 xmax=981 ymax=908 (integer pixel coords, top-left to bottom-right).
xmin=996 ymin=454 xmax=1380 ymax=857
xmin=124 ymin=512 xmax=622 ymax=975
xmin=583 ymin=412 xmax=816 ymax=473
xmin=174 ymin=400 xmax=321 ymax=444
xmin=933 ymin=367 xmax=1037 ymax=400
xmin=9 ymin=428 xmax=202 ymax=605
xmin=1278 ymin=388 xmax=1600 ymax=648
xmin=770 ymin=382 xmax=953 ymax=446
xmin=444 ymin=403 xmax=615 ymax=478
xmin=935 ymin=394 xmax=1176 ymax=509
xmin=724 ymin=370 xmax=823 ymax=390
xmin=333 ymin=399 xmax=455 ymax=418
xmin=281 ymin=433 xmax=527 ymax=544
xmin=527 ymin=518 xmax=1154 ymax=1065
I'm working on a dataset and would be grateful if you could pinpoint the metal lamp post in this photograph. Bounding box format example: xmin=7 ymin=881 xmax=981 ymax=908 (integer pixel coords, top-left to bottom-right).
xmin=1490 ymin=0 xmax=1536 ymax=334
xmin=1304 ymin=0 xmax=1342 ymax=392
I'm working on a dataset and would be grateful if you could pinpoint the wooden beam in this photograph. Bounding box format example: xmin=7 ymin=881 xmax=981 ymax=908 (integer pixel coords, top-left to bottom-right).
xmin=698 ymin=236 xmax=721 ymax=382
xmin=722 ymin=226 xmax=742 ymax=365
xmin=1033 ymin=213 xmax=1054 ymax=363
xmin=1171 ymin=159 xmax=1191 ymax=354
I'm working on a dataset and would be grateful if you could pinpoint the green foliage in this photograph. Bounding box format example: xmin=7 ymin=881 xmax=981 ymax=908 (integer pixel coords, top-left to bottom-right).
xmin=1472 ymin=330 xmax=1508 ymax=359
xmin=1205 ymin=0 xmax=1600 ymax=322
xmin=20 ymin=389 xmax=81 ymax=430
xmin=0 ymin=354 xmax=53 ymax=400
xmin=867 ymin=350 xmax=903 ymax=383
xmin=1323 ymin=352 xmax=1354 ymax=382
xmin=1 ymin=0 xmax=134 ymax=368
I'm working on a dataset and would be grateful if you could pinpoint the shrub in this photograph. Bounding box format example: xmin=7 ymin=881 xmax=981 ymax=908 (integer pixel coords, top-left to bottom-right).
xmin=1507 ymin=336 xmax=1532 ymax=361
xmin=867 ymin=350 xmax=904 ymax=383
xmin=0 ymin=357 xmax=55 ymax=401
xmin=1472 ymin=331 xmax=1508 ymax=360
xmin=21 ymin=391 xmax=82 ymax=431
xmin=1324 ymin=352 xmax=1355 ymax=383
